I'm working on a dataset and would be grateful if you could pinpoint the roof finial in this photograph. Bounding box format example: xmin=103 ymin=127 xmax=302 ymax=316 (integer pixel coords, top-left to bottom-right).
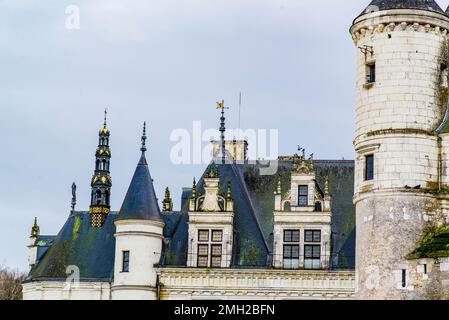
xmin=217 ymin=99 xmax=229 ymax=164
xmin=104 ymin=108 xmax=108 ymax=129
xmin=71 ymin=182 xmax=77 ymax=211
xmin=31 ymin=217 xmax=40 ymax=238
xmin=141 ymin=121 xmax=147 ymax=153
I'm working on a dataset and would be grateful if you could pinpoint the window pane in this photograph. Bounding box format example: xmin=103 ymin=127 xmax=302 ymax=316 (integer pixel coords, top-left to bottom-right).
xmin=284 ymin=230 xmax=299 ymax=243
xmin=283 ymin=245 xmax=292 ymax=258
xmin=197 ymin=256 xmax=208 ymax=267
xmin=291 ymin=230 xmax=300 ymax=242
xmin=211 ymin=256 xmax=222 ymax=268
xmin=211 ymin=245 xmax=222 ymax=256
xmin=305 ymin=245 xmax=321 ymax=259
xmin=212 ymin=230 xmax=223 ymax=242
xmin=365 ymin=155 xmax=374 ymax=181
xmin=284 ymin=230 xmax=292 ymax=242
xmin=313 ymin=231 xmax=321 ymax=243
xmin=298 ymin=195 xmax=308 ymax=206
xmin=198 ymin=230 xmax=209 ymax=242
xmin=299 ymin=186 xmax=308 ymax=195
xmin=305 ymin=230 xmax=321 ymax=243
xmin=198 ymin=244 xmax=208 ymax=255
xmin=122 ymin=251 xmax=129 ymax=272
xmin=291 ymin=245 xmax=299 ymax=259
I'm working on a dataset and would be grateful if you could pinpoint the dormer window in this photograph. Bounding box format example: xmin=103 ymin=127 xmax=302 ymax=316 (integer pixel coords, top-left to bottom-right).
xmin=298 ymin=186 xmax=308 ymax=206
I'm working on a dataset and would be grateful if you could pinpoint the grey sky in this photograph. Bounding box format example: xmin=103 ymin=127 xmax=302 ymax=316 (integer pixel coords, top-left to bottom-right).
xmin=2 ymin=0 xmax=449 ymax=271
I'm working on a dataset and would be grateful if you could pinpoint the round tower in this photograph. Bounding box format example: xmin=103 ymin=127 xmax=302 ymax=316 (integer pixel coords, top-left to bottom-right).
xmin=350 ymin=1 xmax=449 ymax=299
xmin=111 ymin=123 xmax=164 ymax=300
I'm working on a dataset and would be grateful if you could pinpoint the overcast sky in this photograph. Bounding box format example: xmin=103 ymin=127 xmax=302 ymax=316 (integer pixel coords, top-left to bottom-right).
xmin=2 ymin=0 xmax=449 ymax=271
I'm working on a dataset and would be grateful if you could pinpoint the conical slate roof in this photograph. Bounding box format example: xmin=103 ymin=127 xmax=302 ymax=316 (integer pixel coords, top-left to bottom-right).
xmin=358 ymin=0 xmax=445 ymax=18
xmin=117 ymin=152 xmax=163 ymax=222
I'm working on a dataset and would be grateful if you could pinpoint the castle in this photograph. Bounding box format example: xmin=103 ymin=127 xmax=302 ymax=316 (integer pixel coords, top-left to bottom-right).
xmin=23 ymin=0 xmax=449 ymax=300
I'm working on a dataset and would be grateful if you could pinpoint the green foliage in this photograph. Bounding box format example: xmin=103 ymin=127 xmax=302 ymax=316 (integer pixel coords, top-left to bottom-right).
xmin=407 ymin=226 xmax=449 ymax=259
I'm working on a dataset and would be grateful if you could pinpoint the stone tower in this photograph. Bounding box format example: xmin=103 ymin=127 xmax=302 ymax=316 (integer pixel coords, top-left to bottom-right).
xmin=112 ymin=123 xmax=165 ymax=300
xmin=350 ymin=0 xmax=449 ymax=299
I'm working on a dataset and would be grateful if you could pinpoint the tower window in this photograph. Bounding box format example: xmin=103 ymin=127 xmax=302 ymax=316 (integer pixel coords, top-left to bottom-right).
xmin=122 ymin=251 xmax=130 ymax=272
xmin=298 ymin=185 xmax=308 ymax=206
xmin=366 ymin=62 xmax=376 ymax=84
xmin=365 ymin=154 xmax=374 ymax=181
xmin=283 ymin=230 xmax=300 ymax=269
xmin=402 ymin=269 xmax=407 ymax=288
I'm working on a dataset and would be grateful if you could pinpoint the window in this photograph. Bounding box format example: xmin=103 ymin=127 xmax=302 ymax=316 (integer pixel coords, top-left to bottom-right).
xmin=314 ymin=202 xmax=322 ymax=212
xmin=298 ymin=185 xmax=308 ymax=206
xmin=283 ymin=230 xmax=300 ymax=269
xmin=122 ymin=251 xmax=130 ymax=272
xmin=197 ymin=244 xmax=209 ymax=267
xmin=365 ymin=154 xmax=374 ymax=181
xmin=305 ymin=230 xmax=321 ymax=243
xmin=284 ymin=230 xmax=300 ymax=243
xmin=212 ymin=230 xmax=223 ymax=242
xmin=211 ymin=245 xmax=222 ymax=267
xmin=366 ymin=62 xmax=375 ymax=83
xmin=304 ymin=245 xmax=321 ymax=270
xmin=197 ymin=229 xmax=223 ymax=268
xmin=402 ymin=269 xmax=407 ymax=288
xmin=198 ymin=230 xmax=209 ymax=242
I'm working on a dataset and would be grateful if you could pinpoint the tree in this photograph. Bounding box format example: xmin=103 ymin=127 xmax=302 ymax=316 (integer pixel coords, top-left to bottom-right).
xmin=0 ymin=265 xmax=26 ymax=300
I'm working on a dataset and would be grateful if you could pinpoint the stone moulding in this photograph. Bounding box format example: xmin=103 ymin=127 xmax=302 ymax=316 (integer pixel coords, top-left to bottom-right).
xmin=350 ymin=11 xmax=449 ymax=44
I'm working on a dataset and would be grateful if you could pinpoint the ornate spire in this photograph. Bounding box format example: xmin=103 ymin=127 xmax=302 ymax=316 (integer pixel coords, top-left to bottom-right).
xmin=103 ymin=108 xmax=108 ymax=129
xmin=162 ymin=187 xmax=173 ymax=212
xmin=89 ymin=112 xmax=112 ymax=228
xmin=71 ymin=182 xmax=77 ymax=211
xmin=31 ymin=217 xmax=40 ymax=238
xmin=141 ymin=121 xmax=147 ymax=154
xmin=189 ymin=178 xmax=197 ymax=211
xmin=217 ymin=100 xmax=228 ymax=164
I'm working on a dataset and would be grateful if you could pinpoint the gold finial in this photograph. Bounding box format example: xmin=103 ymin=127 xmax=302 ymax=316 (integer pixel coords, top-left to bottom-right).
xmin=325 ymin=175 xmax=330 ymax=196
xmin=216 ymin=100 xmax=225 ymax=109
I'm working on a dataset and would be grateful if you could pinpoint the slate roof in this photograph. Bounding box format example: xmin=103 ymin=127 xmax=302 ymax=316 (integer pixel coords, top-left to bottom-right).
xmin=357 ymin=0 xmax=445 ymax=20
xmin=26 ymin=159 xmax=355 ymax=282
xmin=117 ymin=153 xmax=163 ymax=222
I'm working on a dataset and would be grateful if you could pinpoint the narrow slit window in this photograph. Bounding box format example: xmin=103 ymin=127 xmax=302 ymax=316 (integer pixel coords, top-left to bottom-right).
xmin=365 ymin=154 xmax=374 ymax=181
xmin=122 ymin=251 xmax=130 ymax=273
xmin=366 ymin=62 xmax=376 ymax=84
xmin=402 ymin=269 xmax=407 ymax=288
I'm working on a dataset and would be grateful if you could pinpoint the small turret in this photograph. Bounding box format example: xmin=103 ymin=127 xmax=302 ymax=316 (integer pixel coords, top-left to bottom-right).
xmin=112 ymin=122 xmax=165 ymax=300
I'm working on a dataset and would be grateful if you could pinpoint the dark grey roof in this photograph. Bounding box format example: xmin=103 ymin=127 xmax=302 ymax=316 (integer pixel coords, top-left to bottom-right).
xmin=27 ymin=159 xmax=355 ymax=282
xmin=357 ymin=0 xmax=445 ymax=19
xmin=26 ymin=211 xmax=118 ymax=282
xmin=117 ymin=153 xmax=163 ymax=222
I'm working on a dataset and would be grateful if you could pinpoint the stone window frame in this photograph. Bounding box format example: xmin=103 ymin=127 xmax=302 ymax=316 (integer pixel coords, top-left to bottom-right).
xmin=356 ymin=143 xmax=380 ymax=188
